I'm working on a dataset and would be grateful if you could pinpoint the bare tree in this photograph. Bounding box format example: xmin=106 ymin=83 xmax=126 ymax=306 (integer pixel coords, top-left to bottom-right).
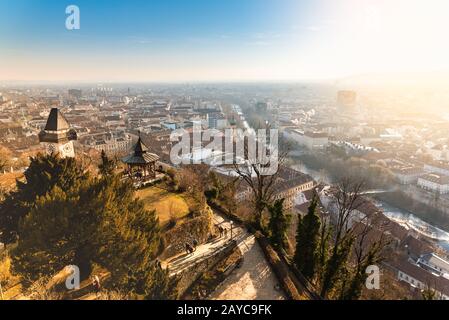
xmin=422 ymin=281 xmax=442 ymax=300
xmin=332 ymin=178 xmax=367 ymax=247
xmin=337 ymin=213 xmax=389 ymax=300
xmin=232 ymin=130 xmax=290 ymax=229
xmin=320 ymin=177 xmax=388 ymax=299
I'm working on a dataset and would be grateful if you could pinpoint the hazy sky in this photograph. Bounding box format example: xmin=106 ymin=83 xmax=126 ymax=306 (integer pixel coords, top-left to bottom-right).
xmin=1 ymin=0 xmax=449 ymax=82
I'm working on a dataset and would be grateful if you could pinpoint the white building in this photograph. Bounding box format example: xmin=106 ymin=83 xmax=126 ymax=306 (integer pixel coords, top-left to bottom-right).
xmin=417 ymin=253 xmax=449 ymax=277
xmin=284 ymin=129 xmax=328 ymax=150
xmin=216 ymin=166 xmax=315 ymax=211
xmin=207 ymin=113 xmax=228 ymax=130
xmin=424 ymin=162 xmax=449 ymax=176
xmin=417 ymin=173 xmax=449 ymax=194
xmin=83 ymin=131 xmax=132 ymax=156
xmin=391 ymin=166 xmax=424 ymax=185
xmin=331 ymin=141 xmax=378 ymax=156
xmin=427 ymin=144 xmax=448 ymax=161
xmin=396 ymin=259 xmax=449 ymax=300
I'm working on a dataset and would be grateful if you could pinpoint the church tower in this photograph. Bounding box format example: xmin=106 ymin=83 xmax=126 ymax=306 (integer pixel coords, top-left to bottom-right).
xmin=39 ymin=108 xmax=77 ymax=158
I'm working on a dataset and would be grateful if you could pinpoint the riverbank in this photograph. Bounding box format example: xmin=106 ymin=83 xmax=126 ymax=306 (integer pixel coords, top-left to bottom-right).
xmin=291 ymin=160 xmax=449 ymax=232
xmin=373 ymin=191 xmax=449 ymax=233
xmin=371 ymin=198 xmax=449 ymax=252
xmin=290 ymin=161 xmax=449 ymax=251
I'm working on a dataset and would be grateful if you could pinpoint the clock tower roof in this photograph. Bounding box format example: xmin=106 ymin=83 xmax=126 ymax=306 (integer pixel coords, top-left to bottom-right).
xmin=39 ymin=108 xmax=77 ymax=144
xmin=44 ymin=108 xmax=70 ymax=131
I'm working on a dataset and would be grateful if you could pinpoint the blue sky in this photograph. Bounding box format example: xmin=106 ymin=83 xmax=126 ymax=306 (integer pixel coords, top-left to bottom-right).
xmin=1 ymin=0 xmax=449 ymax=82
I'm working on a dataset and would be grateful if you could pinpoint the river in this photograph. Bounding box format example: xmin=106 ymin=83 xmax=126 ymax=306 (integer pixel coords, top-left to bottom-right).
xmin=377 ymin=202 xmax=449 ymax=252
xmin=238 ymin=106 xmax=449 ymax=252
xmin=291 ymin=163 xmax=449 ymax=252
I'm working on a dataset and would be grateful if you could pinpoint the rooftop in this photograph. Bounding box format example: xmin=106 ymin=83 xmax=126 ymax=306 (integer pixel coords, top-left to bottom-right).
xmin=44 ymin=108 xmax=70 ymax=131
xmin=393 ymin=258 xmax=449 ymax=296
xmin=419 ymin=173 xmax=449 ymax=185
xmin=122 ymin=137 xmax=159 ymax=165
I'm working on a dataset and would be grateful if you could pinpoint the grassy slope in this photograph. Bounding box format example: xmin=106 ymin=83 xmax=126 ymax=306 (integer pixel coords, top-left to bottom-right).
xmin=0 ymin=172 xmax=23 ymax=191
xmin=135 ymin=186 xmax=190 ymax=227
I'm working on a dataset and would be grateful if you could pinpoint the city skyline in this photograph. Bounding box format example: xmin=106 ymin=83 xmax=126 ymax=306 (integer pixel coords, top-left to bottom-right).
xmin=1 ymin=0 xmax=449 ymax=82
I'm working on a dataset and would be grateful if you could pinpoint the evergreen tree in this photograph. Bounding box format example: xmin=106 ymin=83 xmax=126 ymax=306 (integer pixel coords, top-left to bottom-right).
xmin=98 ymin=150 xmax=115 ymax=176
xmin=204 ymin=187 xmax=219 ymax=201
xmin=338 ymin=238 xmax=384 ymax=300
xmin=126 ymin=263 xmax=178 ymax=300
xmin=317 ymin=179 xmax=386 ymax=300
xmin=13 ymin=185 xmax=90 ymax=279
xmin=316 ymin=217 xmax=331 ymax=287
xmin=267 ymin=199 xmax=291 ymax=250
xmin=15 ymin=174 xmax=162 ymax=283
xmin=294 ymin=197 xmax=321 ymax=280
xmin=0 ymin=154 xmax=85 ymax=244
xmin=320 ymin=236 xmax=353 ymax=298
xmin=92 ymin=175 xmax=161 ymax=287
xmin=7 ymin=154 xmax=170 ymax=297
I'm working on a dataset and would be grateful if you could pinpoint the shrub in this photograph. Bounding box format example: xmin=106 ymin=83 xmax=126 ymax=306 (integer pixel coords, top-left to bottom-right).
xmin=0 ymin=254 xmax=15 ymax=288
xmin=204 ymin=188 xmax=219 ymax=200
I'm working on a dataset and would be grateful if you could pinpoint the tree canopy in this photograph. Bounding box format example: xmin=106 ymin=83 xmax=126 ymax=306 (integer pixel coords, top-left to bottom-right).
xmin=294 ymin=196 xmax=321 ymax=280
xmin=0 ymin=153 xmax=172 ymax=299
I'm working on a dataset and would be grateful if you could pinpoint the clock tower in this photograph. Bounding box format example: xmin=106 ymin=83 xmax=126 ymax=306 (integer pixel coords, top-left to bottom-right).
xmin=39 ymin=108 xmax=77 ymax=158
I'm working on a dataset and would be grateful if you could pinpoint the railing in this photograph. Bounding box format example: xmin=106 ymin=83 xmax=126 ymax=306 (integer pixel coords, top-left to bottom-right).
xmin=169 ymin=239 xmax=238 ymax=277
xmin=278 ymin=248 xmax=323 ymax=300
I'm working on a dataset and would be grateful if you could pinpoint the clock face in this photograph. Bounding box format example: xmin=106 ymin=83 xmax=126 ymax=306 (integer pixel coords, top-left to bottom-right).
xmin=63 ymin=143 xmax=73 ymax=153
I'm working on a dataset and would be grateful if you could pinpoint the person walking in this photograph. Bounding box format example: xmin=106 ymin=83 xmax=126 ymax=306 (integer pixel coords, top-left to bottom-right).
xmin=92 ymin=275 xmax=101 ymax=296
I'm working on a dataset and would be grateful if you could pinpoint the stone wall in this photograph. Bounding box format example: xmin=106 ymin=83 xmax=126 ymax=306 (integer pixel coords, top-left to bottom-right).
xmin=175 ymin=240 xmax=237 ymax=297
xmin=162 ymin=207 xmax=214 ymax=259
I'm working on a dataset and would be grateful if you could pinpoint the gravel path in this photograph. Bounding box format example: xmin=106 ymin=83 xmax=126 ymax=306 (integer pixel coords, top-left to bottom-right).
xmin=208 ymin=234 xmax=286 ymax=300
xmin=164 ymin=211 xmax=286 ymax=300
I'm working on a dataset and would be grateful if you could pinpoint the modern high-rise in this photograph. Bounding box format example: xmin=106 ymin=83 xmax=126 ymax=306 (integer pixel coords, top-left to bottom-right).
xmin=337 ymin=90 xmax=357 ymax=114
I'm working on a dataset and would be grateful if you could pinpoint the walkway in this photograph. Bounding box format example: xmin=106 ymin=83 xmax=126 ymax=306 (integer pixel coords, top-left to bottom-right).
xmin=208 ymin=234 xmax=285 ymax=300
xmin=164 ymin=213 xmax=245 ymax=276
xmin=164 ymin=211 xmax=286 ymax=300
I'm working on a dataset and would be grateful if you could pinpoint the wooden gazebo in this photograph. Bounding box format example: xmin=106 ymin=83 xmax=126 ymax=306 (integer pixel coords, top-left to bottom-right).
xmin=122 ymin=136 xmax=160 ymax=181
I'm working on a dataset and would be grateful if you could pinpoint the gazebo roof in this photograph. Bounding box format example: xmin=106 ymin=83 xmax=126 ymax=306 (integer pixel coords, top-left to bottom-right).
xmin=134 ymin=137 xmax=149 ymax=155
xmin=122 ymin=137 xmax=160 ymax=165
